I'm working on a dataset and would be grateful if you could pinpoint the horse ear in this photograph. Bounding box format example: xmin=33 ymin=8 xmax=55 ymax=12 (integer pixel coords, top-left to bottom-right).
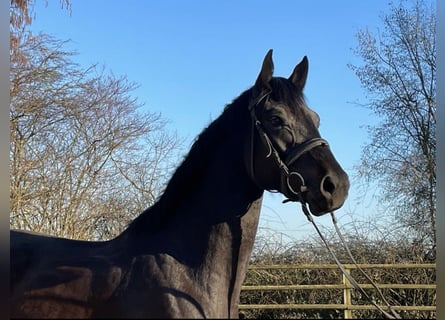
xmin=289 ymin=56 xmax=308 ymax=90
xmin=254 ymin=49 xmax=274 ymax=92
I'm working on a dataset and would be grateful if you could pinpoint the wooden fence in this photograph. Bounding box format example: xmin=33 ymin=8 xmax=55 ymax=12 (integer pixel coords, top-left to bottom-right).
xmin=239 ymin=263 xmax=436 ymax=319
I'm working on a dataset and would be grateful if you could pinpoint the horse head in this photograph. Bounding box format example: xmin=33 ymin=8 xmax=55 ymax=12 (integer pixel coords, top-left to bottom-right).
xmin=246 ymin=49 xmax=349 ymax=216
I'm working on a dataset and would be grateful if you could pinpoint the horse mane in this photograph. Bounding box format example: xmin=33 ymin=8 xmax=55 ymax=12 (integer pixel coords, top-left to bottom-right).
xmin=126 ymin=89 xmax=253 ymax=234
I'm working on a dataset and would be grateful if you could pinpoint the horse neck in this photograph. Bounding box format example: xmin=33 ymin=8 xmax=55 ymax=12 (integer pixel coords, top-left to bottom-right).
xmin=124 ymin=105 xmax=264 ymax=315
xmin=164 ymin=138 xmax=264 ymax=315
xmin=150 ymin=126 xmax=264 ymax=263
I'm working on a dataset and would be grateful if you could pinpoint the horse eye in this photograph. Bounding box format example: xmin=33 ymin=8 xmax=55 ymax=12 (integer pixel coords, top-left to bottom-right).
xmin=270 ymin=116 xmax=283 ymax=127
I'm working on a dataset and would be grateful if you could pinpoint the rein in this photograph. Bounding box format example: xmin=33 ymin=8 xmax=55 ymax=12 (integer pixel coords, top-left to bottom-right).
xmin=248 ymin=90 xmax=401 ymax=319
xmin=299 ymin=202 xmax=402 ymax=319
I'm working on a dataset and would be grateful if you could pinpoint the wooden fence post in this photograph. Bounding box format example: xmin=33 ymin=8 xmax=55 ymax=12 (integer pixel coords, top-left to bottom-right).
xmin=343 ymin=267 xmax=352 ymax=319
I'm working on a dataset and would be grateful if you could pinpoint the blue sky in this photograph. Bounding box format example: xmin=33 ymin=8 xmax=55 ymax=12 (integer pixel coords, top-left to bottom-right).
xmin=29 ymin=0 xmax=394 ymax=243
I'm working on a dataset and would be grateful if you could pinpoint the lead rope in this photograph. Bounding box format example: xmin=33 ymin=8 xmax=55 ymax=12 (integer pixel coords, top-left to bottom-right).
xmin=298 ymin=200 xmax=401 ymax=319
xmin=329 ymin=212 xmax=401 ymax=319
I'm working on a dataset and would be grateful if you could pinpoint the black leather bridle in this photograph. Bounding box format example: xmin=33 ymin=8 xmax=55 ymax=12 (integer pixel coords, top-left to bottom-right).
xmin=247 ymin=89 xmax=328 ymax=202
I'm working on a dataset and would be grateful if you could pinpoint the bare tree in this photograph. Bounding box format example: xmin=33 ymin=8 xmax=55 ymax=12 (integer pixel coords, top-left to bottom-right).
xmin=349 ymin=0 xmax=436 ymax=258
xmin=10 ymin=33 xmax=182 ymax=240
xmin=10 ymin=0 xmax=71 ymax=64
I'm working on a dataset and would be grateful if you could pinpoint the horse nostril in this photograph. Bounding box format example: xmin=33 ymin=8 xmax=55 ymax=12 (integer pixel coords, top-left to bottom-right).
xmin=321 ymin=175 xmax=336 ymax=196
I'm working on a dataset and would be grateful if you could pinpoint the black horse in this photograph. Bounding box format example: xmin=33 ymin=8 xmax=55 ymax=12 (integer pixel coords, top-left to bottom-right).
xmin=10 ymin=50 xmax=349 ymax=318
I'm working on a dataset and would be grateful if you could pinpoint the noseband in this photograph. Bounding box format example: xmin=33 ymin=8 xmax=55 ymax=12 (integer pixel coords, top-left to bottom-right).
xmin=248 ymin=89 xmax=328 ymax=202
